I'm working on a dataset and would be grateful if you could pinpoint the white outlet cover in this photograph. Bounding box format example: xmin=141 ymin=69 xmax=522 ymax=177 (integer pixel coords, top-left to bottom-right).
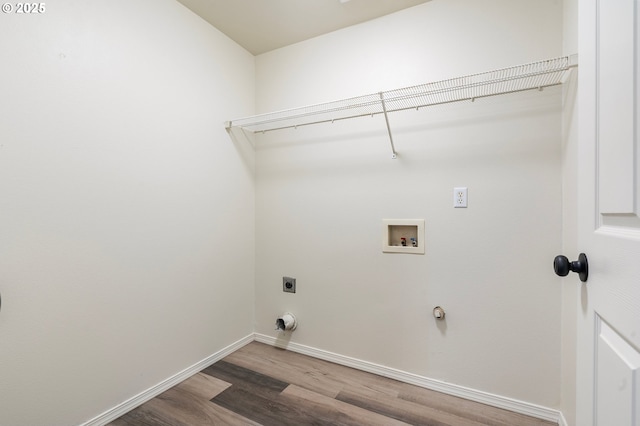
xmin=454 ymin=187 xmax=468 ymax=208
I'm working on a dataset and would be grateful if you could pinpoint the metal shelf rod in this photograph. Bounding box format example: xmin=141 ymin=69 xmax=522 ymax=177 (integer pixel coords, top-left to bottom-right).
xmin=235 ymin=80 xmax=566 ymax=134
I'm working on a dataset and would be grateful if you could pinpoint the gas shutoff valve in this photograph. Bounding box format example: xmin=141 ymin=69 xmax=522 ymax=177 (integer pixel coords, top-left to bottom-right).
xmin=433 ymin=306 xmax=445 ymax=320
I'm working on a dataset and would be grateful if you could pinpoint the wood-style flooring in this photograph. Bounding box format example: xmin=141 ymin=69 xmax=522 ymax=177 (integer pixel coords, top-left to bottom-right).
xmin=109 ymin=342 xmax=557 ymax=426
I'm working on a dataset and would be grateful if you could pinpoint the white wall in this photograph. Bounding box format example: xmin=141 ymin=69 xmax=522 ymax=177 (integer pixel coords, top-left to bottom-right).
xmin=0 ymin=1 xmax=255 ymax=425
xmin=561 ymin=0 xmax=579 ymax=424
xmin=255 ymin=0 xmax=564 ymax=408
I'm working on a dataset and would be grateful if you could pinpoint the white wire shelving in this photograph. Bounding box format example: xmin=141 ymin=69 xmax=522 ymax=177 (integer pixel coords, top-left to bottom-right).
xmin=225 ymin=56 xmax=577 ymax=158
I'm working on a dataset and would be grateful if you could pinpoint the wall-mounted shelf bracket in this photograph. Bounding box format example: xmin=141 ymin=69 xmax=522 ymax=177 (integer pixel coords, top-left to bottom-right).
xmin=379 ymin=92 xmax=397 ymax=159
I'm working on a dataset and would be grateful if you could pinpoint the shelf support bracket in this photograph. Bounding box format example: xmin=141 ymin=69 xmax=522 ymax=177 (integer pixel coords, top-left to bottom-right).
xmin=379 ymin=92 xmax=397 ymax=159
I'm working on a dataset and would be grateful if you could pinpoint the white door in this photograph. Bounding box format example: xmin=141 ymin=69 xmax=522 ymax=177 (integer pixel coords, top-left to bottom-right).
xmin=575 ymin=0 xmax=640 ymax=425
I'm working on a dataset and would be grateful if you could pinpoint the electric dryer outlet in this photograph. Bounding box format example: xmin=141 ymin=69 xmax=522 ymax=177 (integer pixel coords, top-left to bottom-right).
xmin=283 ymin=277 xmax=296 ymax=293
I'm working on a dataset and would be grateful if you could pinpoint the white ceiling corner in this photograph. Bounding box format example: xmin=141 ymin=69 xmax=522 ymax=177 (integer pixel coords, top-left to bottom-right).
xmin=175 ymin=0 xmax=431 ymax=55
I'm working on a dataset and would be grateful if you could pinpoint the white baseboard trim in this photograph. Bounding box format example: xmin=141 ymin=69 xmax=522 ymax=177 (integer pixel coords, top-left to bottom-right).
xmin=80 ymin=333 xmax=254 ymax=426
xmin=81 ymin=333 xmax=566 ymax=426
xmin=254 ymin=333 xmax=563 ymax=425
xmin=558 ymin=411 xmax=569 ymax=426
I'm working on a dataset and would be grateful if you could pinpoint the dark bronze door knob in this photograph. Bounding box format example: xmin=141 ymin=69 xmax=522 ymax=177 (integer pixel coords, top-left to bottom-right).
xmin=554 ymin=253 xmax=588 ymax=282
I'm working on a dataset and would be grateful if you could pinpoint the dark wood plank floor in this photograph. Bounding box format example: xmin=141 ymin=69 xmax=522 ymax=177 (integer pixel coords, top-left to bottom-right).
xmin=109 ymin=342 xmax=557 ymax=426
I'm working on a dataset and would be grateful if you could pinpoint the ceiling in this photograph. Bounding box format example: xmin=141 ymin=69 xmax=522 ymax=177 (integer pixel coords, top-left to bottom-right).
xmin=175 ymin=0 xmax=431 ymax=55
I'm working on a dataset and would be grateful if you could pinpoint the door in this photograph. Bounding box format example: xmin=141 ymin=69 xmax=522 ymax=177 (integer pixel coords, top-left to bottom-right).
xmin=576 ymin=0 xmax=640 ymax=425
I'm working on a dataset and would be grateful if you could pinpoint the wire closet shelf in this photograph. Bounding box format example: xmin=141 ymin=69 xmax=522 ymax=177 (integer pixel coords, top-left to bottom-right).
xmin=225 ymin=56 xmax=576 ymax=157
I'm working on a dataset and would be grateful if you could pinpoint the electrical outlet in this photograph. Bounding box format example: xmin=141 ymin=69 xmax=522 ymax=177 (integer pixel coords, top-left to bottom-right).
xmin=283 ymin=277 xmax=296 ymax=293
xmin=454 ymin=187 xmax=468 ymax=208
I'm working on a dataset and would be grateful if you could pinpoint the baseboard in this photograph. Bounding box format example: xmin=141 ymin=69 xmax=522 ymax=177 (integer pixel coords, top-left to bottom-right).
xmin=558 ymin=411 xmax=569 ymax=426
xmin=80 ymin=333 xmax=254 ymax=426
xmin=81 ymin=332 xmax=565 ymax=426
xmin=254 ymin=333 xmax=563 ymax=425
